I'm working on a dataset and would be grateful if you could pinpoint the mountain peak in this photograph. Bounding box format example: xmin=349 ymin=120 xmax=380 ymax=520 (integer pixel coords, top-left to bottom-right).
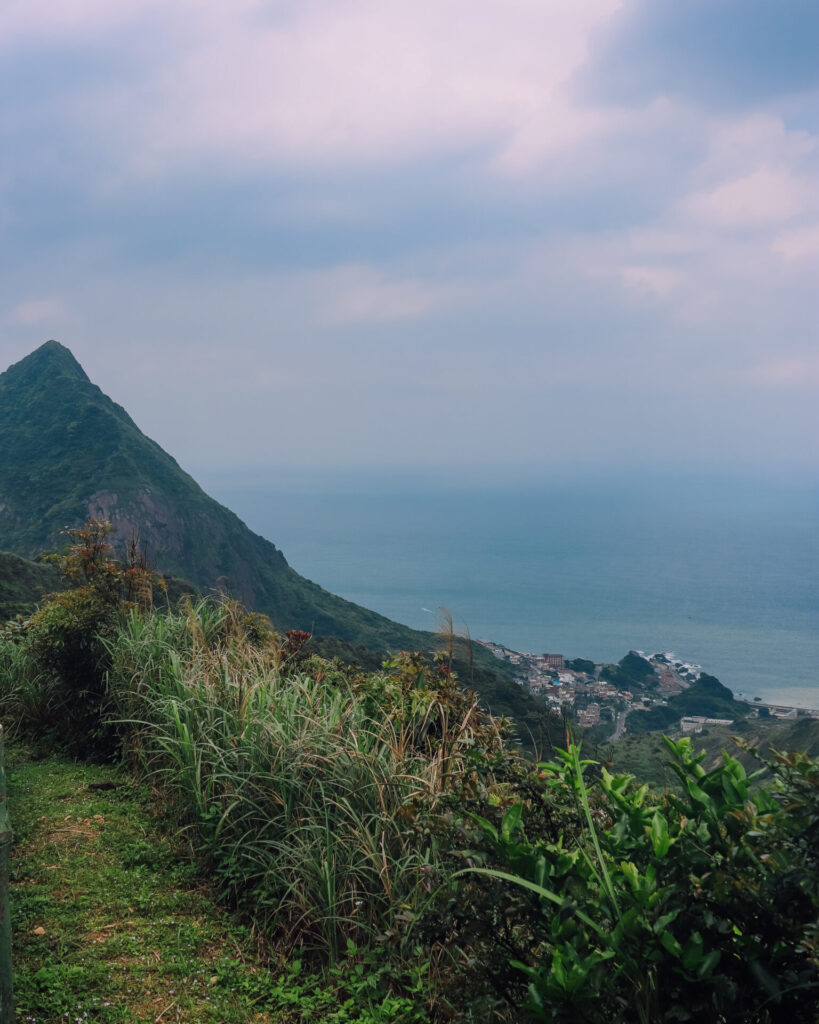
xmin=2 ymin=340 xmax=89 ymax=388
xmin=0 ymin=339 xmax=540 ymax=741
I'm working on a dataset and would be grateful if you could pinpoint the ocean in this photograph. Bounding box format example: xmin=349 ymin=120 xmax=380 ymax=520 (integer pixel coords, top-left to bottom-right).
xmin=197 ymin=468 xmax=819 ymax=708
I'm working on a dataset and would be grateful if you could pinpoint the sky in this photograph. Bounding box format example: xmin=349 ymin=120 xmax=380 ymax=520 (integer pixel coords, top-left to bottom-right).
xmin=1 ymin=0 xmax=817 ymax=480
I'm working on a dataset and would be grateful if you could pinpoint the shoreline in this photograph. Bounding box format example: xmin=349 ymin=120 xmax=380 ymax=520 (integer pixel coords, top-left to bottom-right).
xmin=478 ymin=639 xmax=819 ymax=719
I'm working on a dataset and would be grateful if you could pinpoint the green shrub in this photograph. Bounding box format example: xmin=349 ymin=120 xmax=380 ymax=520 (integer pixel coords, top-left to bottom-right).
xmin=465 ymin=739 xmax=819 ymax=1023
xmin=25 ymin=587 xmax=118 ymax=752
xmin=0 ymin=519 xmax=162 ymax=756
xmin=410 ymin=751 xmax=585 ymax=1020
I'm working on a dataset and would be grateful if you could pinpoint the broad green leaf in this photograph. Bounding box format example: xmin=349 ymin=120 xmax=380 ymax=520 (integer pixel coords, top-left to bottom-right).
xmin=649 ymin=811 xmax=672 ymax=857
xmin=653 ymin=910 xmax=680 ymax=934
xmin=501 ymin=802 xmax=523 ymax=841
xmin=468 ymin=812 xmax=498 ymax=843
xmin=697 ymin=949 xmax=721 ymax=978
xmin=682 ymin=932 xmax=704 ymax=972
xmin=456 ymin=867 xmax=605 ymax=937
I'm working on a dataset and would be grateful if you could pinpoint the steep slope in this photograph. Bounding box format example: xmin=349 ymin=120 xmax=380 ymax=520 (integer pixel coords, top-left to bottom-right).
xmin=0 ymin=348 xmax=540 ymax=700
xmin=0 ymin=342 xmax=426 ymax=649
xmin=0 ymin=342 xmax=556 ymax=750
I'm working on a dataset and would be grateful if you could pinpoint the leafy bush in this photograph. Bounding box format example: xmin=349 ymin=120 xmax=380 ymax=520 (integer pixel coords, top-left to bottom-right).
xmin=0 ymin=519 xmax=162 ymax=755
xmin=411 ymin=751 xmax=583 ymax=1021
xmin=466 ymin=739 xmax=819 ymax=1022
xmin=24 ymin=587 xmax=119 ymax=753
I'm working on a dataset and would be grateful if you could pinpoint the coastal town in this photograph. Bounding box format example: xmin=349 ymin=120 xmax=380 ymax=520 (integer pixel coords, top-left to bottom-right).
xmin=477 ymin=640 xmax=819 ymax=738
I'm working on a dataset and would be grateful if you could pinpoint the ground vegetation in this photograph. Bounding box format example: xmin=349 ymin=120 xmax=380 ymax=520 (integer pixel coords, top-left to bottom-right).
xmin=1 ymin=536 xmax=817 ymax=1021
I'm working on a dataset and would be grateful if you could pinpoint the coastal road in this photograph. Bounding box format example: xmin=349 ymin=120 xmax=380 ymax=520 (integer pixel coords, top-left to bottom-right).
xmin=611 ymin=711 xmax=627 ymax=742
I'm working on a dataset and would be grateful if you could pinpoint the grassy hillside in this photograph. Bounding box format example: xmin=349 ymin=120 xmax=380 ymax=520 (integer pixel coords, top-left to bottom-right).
xmin=4 ymin=595 xmax=817 ymax=1023
xmin=0 ymin=547 xmax=198 ymax=623
xmin=10 ymin=746 xmax=425 ymax=1023
xmin=626 ymin=673 xmax=748 ymax=734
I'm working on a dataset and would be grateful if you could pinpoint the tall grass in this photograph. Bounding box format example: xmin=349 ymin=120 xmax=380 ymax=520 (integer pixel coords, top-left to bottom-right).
xmin=0 ymin=635 xmax=46 ymax=736
xmin=105 ymin=600 xmax=489 ymax=959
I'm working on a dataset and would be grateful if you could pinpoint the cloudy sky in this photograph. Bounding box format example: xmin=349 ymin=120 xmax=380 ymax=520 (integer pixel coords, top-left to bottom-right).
xmin=1 ymin=0 xmax=817 ymax=478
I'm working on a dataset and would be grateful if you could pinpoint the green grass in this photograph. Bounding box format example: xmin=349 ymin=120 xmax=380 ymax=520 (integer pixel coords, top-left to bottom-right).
xmin=0 ymin=595 xmax=525 ymax=1021
xmin=105 ymin=603 xmax=492 ymax=961
xmin=8 ymin=746 xmax=426 ymax=1024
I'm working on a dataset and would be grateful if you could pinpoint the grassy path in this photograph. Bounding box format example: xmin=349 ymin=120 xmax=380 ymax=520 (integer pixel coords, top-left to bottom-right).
xmin=7 ymin=747 xmax=418 ymax=1024
xmin=9 ymin=746 xmax=289 ymax=1023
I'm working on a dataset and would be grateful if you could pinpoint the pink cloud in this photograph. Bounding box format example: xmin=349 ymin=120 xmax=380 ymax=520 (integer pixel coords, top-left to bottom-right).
xmin=55 ymin=0 xmax=621 ymax=174
xmin=0 ymin=0 xmax=168 ymax=46
xmin=620 ymin=265 xmax=683 ymax=297
xmin=316 ymin=266 xmax=455 ymax=325
xmin=772 ymin=224 xmax=819 ymax=262
xmin=746 ymin=358 xmax=819 ymax=388
xmin=685 ymin=166 xmax=815 ymax=227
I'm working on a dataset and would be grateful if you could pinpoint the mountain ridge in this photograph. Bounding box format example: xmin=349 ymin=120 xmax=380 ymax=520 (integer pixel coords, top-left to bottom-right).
xmin=0 ymin=342 xmax=553 ymax=741
xmin=0 ymin=341 xmax=414 ymax=648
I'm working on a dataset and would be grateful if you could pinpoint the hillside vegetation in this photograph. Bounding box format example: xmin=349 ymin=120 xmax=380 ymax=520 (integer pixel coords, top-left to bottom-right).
xmin=11 ymin=746 xmax=441 ymax=1024
xmin=595 ymin=717 xmax=819 ymax=792
xmin=0 ymin=550 xmax=58 ymax=620
xmin=1 ymin=528 xmax=817 ymax=1022
xmin=0 ymin=342 xmax=552 ymax=747
xmin=0 ymin=342 xmax=394 ymax=646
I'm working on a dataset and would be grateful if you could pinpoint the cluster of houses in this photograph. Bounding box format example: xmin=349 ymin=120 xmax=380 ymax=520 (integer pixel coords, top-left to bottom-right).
xmin=476 ymin=640 xmax=674 ymax=724
xmin=478 ymin=639 xmax=819 ymax=733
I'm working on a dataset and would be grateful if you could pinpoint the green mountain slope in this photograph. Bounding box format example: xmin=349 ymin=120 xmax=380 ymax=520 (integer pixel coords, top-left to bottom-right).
xmin=0 ymin=550 xmax=59 ymax=619
xmin=0 ymin=342 xmax=414 ymax=648
xmin=0 ymin=342 xmax=550 ymax=741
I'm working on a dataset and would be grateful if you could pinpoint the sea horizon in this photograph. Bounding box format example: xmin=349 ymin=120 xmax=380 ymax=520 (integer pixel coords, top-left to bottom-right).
xmin=197 ymin=467 xmax=819 ymax=709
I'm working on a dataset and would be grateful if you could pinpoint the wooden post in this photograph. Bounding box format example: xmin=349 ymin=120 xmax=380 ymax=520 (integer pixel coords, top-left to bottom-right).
xmin=0 ymin=724 xmax=13 ymax=1023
